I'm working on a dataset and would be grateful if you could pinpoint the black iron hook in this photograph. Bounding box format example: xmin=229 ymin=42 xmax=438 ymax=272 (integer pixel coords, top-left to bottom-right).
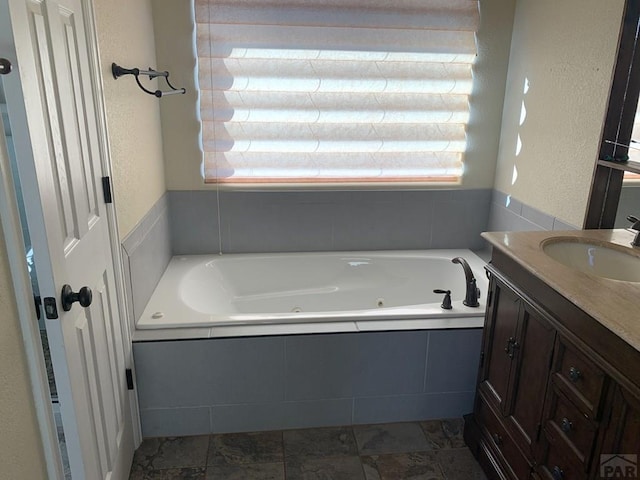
xmin=111 ymin=62 xmax=186 ymax=98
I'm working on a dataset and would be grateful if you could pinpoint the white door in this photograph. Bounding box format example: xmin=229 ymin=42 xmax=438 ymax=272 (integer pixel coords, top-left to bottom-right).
xmin=3 ymin=0 xmax=135 ymax=478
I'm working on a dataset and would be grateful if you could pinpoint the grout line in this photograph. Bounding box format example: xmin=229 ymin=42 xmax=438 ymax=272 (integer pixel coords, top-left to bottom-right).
xmin=423 ymin=332 xmax=430 ymax=392
xmin=283 ymin=337 xmax=288 ymax=401
xmin=351 ymin=397 xmax=355 ymax=425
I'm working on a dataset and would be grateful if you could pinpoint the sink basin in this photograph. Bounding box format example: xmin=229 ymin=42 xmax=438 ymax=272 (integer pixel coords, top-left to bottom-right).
xmin=542 ymin=237 xmax=640 ymax=282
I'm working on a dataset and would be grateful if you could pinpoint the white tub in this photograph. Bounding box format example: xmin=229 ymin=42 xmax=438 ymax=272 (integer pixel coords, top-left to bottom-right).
xmin=137 ymin=249 xmax=488 ymax=330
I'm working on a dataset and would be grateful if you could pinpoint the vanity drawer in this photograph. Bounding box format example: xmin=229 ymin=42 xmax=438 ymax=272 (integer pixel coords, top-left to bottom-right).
xmin=552 ymin=338 xmax=606 ymax=417
xmin=477 ymin=394 xmax=531 ymax=480
xmin=536 ymin=445 xmax=584 ymax=480
xmin=544 ymin=386 xmax=597 ymax=467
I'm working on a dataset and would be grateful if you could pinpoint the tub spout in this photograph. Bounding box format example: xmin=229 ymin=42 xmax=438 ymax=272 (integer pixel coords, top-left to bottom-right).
xmin=452 ymin=257 xmax=480 ymax=307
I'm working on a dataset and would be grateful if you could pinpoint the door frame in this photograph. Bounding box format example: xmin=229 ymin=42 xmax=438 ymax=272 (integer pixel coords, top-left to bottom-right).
xmin=0 ymin=0 xmax=142 ymax=477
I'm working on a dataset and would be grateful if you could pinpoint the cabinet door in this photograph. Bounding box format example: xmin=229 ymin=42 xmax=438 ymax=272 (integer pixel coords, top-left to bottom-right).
xmin=480 ymin=280 xmax=520 ymax=413
xmin=596 ymin=385 xmax=640 ymax=480
xmin=505 ymin=305 xmax=556 ymax=458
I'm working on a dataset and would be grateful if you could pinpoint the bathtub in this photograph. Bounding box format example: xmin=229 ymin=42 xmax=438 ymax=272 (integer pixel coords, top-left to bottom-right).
xmin=137 ymin=249 xmax=488 ymax=330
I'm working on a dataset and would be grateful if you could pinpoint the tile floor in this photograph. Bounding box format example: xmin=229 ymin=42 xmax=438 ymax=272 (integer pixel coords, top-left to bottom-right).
xmin=129 ymin=419 xmax=487 ymax=479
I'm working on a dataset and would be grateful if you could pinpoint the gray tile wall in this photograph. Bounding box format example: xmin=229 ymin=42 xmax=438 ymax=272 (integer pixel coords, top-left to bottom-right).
xmin=168 ymin=189 xmax=492 ymax=254
xmin=121 ymin=194 xmax=172 ymax=321
xmin=123 ymin=188 xmax=586 ymax=321
xmin=133 ymin=328 xmax=483 ymax=436
xmin=487 ymin=190 xmax=578 ymax=235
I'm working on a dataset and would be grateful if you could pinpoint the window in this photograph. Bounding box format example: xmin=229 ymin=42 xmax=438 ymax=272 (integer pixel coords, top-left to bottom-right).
xmin=195 ymin=0 xmax=480 ymax=185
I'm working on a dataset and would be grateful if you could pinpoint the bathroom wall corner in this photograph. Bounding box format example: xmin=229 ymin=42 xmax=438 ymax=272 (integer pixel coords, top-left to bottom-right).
xmin=487 ymin=189 xmax=578 ymax=233
xmin=121 ymin=194 xmax=172 ymax=322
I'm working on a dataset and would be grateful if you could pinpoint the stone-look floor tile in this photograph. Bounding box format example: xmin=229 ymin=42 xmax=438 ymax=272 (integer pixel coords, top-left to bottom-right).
xmin=420 ymin=419 xmax=466 ymax=450
xmin=206 ymin=462 xmax=285 ymax=479
xmin=436 ymin=448 xmax=487 ymax=480
xmin=362 ymin=452 xmax=445 ymax=480
xmin=208 ymin=431 xmax=283 ymax=465
xmin=285 ymin=456 xmax=365 ymax=480
xmin=129 ymin=466 xmax=206 ymax=480
xmin=131 ymin=436 xmax=209 ymax=472
xmin=354 ymin=423 xmax=430 ymax=455
xmin=283 ymin=426 xmax=357 ymax=458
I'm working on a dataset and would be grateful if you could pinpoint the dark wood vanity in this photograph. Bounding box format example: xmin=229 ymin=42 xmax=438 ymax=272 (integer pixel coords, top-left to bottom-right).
xmin=465 ymin=230 xmax=640 ymax=480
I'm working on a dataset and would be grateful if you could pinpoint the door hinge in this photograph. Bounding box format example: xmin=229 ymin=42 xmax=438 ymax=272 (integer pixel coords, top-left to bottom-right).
xmin=43 ymin=297 xmax=59 ymax=319
xmin=102 ymin=176 xmax=113 ymax=204
xmin=125 ymin=368 xmax=134 ymax=390
xmin=487 ymin=289 xmax=493 ymax=307
xmin=479 ymin=351 xmax=485 ymax=368
xmin=34 ymin=295 xmax=42 ymax=321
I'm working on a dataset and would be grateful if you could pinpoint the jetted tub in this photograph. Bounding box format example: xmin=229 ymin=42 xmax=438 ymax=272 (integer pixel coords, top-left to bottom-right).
xmin=137 ymin=249 xmax=488 ymax=330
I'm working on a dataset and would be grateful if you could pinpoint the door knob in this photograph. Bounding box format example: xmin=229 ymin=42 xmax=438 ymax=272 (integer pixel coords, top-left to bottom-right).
xmin=0 ymin=58 xmax=12 ymax=75
xmin=61 ymin=284 xmax=92 ymax=311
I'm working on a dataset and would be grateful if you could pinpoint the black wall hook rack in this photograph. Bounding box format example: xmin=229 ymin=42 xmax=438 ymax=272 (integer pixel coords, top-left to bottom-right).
xmin=112 ymin=63 xmax=186 ymax=98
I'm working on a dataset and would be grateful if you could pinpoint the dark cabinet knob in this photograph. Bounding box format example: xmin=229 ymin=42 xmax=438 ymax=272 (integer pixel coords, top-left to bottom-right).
xmin=492 ymin=433 xmax=502 ymax=446
xmin=560 ymin=417 xmax=573 ymax=433
xmin=61 ymin=284 xmax=93 ymax=311
xmin=552 ymin=466 xmax=564 ymax=480
xmin=568 ymin=366 xmax=582 ymax=382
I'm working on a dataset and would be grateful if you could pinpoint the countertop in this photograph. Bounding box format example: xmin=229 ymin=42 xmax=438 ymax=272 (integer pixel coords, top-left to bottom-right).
xmin=482 ymin=229 xmax=640 ymax=352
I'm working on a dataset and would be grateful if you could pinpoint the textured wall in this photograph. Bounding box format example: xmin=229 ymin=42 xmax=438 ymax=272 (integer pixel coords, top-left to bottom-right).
xmin=93 ymin=0 xmax=166 ymax=239
xmin=153 ymin=0 xmax=515 ymax=190
xmin=494 ymin=0 xmax=625 ymax=227
xmin=0 ymin=224 xmax=47 ymax=478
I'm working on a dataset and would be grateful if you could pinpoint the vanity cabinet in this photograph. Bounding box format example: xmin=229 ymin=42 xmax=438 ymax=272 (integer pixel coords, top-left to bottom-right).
xmin=465 ymin=248 xmax=640 ymax=480
xmin=596 ymin=385 xmax=640 ymax=475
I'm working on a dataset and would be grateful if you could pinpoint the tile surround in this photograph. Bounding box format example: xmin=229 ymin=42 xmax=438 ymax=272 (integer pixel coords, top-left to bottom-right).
xmin=486 ymin=190 xmax=578 ymax=237
xmin=134 ymin=329 xmax=482 ymax=436
xmin=168 ymin=189 xmax=492 ymax=255
xmin=123 ymin=188 xmax=573 ymax=324
xmin=121 ymin=194 xmax=172 ymax=321
xmin=128 ymin=420 xmax=487 ymax=480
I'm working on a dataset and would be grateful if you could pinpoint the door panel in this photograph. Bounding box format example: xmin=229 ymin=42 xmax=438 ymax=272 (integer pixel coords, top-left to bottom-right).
xmin=481 ymin=280 xmax=520 ymax=412
xmin=7 ymin=0 xmax=135 ymax=478
xmin=506 ymin=307 xmax=556 ymax=457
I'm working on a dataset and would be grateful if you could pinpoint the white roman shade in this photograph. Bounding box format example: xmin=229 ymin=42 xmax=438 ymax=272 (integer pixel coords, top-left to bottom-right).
xmin=195 ymin=0 xmax=480 ymax=184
